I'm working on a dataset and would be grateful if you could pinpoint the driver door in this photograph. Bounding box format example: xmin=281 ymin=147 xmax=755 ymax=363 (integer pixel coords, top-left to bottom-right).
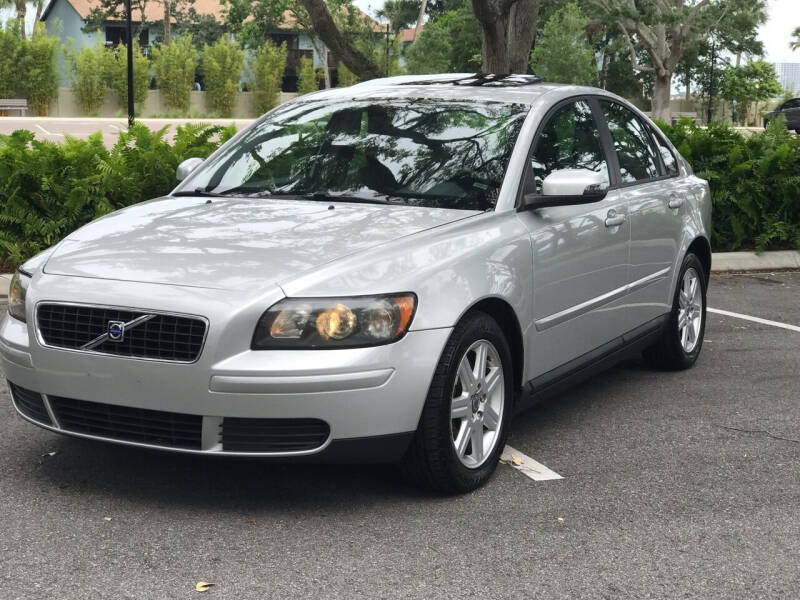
xmin=517 ymin=98 xmax=631 ymax=378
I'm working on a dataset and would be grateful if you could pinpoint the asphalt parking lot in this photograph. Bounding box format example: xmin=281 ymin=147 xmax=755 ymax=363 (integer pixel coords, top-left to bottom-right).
xmin=1 ymin=272 xmax=798 ymax=599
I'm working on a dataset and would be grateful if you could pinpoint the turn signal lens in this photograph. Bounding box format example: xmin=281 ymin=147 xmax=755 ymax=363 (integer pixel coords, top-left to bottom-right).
xmin=8 ymin=271 xmax=30 ymax=322
xmin=252 ymin=293 xmax=417 ymax=349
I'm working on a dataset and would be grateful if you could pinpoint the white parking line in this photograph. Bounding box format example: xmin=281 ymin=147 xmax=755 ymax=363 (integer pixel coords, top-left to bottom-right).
xmin=501 ymin=445 xmax=563 ymax=481
xmin=34 ymin=124 xmax=63 ymax=137
xmin=708 ymin=308 xmax=800 ymax=333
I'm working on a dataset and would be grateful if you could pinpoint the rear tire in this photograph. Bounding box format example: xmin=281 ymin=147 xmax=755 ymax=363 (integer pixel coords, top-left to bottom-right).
xmin=643 ymin=253 xmax=707 ymax=371
xmin=400 ymin=311 xmax=513 ymax=493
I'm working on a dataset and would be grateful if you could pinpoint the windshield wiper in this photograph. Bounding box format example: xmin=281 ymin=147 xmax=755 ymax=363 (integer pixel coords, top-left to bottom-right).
xmin=300 ymin=191 xmax=395 ymax=205
xmin=172 ymin=188 xmax=230 ymax=198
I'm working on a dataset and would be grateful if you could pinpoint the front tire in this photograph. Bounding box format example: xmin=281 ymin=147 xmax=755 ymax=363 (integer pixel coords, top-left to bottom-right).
xmin=401 ymin=311 xmax=513 ymax=493
xmin=643 ymin=253 xmax=707 ymax=370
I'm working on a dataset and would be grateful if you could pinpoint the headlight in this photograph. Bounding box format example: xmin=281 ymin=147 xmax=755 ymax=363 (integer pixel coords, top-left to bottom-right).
xmin=8 ymin=271 xmax=30 ymax=322
xmin=252 ymin=294 xmax=417 ymax=349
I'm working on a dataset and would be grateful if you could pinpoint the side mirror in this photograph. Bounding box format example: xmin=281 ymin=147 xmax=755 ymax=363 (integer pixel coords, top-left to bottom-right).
xmin=522 ymin=168 xmax=609 ymax=210
xmin=176 ymin=157 xmax=204 ymax=182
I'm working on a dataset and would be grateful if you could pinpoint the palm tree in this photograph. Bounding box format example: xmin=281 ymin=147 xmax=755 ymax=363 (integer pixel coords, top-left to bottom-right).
xmin=791 ymin=26 xmax=800 ymax=51
xmin=33 ymin=0 xmax=46 ymax=23
xmin=0 ymin=0 xmax=27 ymax=22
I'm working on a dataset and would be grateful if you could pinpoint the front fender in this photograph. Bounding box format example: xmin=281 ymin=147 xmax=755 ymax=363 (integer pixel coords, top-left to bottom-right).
xmin=279 ymin=211 xmax=534 ymax=334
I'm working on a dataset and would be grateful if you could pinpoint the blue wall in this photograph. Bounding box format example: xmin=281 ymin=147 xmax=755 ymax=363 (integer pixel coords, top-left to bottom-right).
xmin=44 ymin=0 xmax=97 ymax=86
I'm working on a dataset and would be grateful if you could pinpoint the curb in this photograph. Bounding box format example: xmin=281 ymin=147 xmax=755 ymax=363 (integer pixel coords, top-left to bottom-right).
xmin=1 ymin=251 xmax=798 ymax=299
xmin=711 ymin=250 xmax=800 ymax=273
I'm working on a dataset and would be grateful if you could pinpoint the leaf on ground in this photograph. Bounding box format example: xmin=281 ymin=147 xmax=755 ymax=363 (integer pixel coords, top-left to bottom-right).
xmin=510 ymin=455 xmax=523 ymax=466
xmin=557 ymin=516 xmax=564 ymax=522
xmin=195 ymin=582 xmax=215 ymax=592
xmin=104 ymin=517 xmax=112 ymax=521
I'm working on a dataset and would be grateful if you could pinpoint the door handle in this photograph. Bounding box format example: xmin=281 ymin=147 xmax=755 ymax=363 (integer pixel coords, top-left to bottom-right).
xmin=668 ymin=195 xmax=684 ymax=209
xmin=604 ymin=210 xmax=626 ymax=228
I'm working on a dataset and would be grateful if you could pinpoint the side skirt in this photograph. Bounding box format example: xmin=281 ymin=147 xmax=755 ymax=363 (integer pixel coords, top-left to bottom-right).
xmin=514 ymin=314 xmax=669 ymax=415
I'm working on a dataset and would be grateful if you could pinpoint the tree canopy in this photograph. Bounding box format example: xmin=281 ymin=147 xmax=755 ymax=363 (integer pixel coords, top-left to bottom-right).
xmin=530 ymin=2 xmax=596 ymax=85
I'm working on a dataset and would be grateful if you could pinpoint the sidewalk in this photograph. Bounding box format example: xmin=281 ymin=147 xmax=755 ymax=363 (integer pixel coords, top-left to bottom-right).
xmin=2 ymin=251 xmax=799 ymax=299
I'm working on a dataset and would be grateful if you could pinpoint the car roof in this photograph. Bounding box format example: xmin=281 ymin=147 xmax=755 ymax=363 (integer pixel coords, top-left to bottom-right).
xmin=298 ymin=73 xmax=608 ymax=107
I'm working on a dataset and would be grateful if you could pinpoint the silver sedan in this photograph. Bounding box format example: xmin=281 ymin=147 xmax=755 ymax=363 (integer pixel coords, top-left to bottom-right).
xmin=1 ymin=74 xmax=711 ymax=492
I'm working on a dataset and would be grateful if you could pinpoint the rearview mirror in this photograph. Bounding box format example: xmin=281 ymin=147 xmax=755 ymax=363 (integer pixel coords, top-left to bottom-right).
xmin=522 ymin=168 xmax=609 ymax=210
xmin=176 ymin=157 xmax=204 ymax=182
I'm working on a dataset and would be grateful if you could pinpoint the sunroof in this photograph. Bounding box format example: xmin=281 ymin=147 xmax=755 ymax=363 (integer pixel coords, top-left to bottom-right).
xmin=402 ymin=74 xmax=542 ymax=87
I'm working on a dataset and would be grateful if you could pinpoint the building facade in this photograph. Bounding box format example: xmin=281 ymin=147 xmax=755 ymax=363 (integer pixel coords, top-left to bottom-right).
xmin=40 ymin=0 xmax=343 ymax=91
xmin=774 ymin=62 xmax=800 ymax=95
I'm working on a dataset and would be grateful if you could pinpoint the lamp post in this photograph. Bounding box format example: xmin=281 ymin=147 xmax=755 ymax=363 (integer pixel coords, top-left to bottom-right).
xmin=125 ymin=0 xmax=134 ymax=127
xmin=706 ymin=39 xmax=716 ymax=125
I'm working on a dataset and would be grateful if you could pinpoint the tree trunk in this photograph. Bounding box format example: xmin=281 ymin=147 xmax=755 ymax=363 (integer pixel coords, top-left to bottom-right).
xmin=34 ymin=1 xmax=44 ymax=25
xmin=684 ymin=79 xmax=690 ymax=102
xmin=163 ymin=0 xmax=171 ymax=45
xmin=300 ymin=0 xmax=382 ymax=81
xmin=472 ymin=0 xmax=539 ymax=73
xmin=414 ymin=0 xmax=428 ymax=41
xmin=651 ymin=71 xmax=672 ymax=121
xmin=15 ymin=0 xmax=25 ymax=23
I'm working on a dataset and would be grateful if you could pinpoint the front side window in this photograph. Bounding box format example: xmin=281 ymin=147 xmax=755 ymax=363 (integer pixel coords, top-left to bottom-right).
xmin=600 ymin=100 xmax=659 ymax=184
xmin=528 ymin=99 xmax=609 ymax=194
xmin=185 ymin=99 xmax=528 ymax=211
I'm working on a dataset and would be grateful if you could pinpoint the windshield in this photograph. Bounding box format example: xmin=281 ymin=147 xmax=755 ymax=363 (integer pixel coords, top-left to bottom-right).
xmin=182 ymin=99 xmax=528 ymax=211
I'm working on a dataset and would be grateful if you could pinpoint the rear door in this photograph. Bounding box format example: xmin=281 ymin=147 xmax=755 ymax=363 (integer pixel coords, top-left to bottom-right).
xmin=597 ymin=99 xmax=688 ymax=328
xmin=517 ymin=98 xmax=631 ymax=377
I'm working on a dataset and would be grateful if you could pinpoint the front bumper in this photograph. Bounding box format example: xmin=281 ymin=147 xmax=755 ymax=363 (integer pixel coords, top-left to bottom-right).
xmin=1 ymin=275 xmax=450 ymax=459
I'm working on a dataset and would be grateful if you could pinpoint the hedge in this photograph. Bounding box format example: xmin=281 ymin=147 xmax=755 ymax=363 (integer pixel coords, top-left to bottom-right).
xmin=657 ymin=116 xmax=800 ymax=251
xmin=0 ymin=123 xmax=235 ymax=271
xmin=1 ymin=118 xmax=798 ymax=271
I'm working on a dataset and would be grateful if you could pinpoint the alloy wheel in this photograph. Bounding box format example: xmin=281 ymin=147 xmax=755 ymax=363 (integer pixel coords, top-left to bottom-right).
xmin=449 ymin=339 xmax=505 ymax=468
xmin=678 ymin=267 xmax=703 ymax=353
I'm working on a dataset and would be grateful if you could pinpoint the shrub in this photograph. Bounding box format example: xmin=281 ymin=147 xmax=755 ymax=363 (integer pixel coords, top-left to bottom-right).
xmin=202 ymin=37 xmax=244 ymax=117
xmin=296 ymin=55 xmax=319 ymax=95
xmin=20 ymin=25 xmax=60 ymax=116
xmin=0 ymin=123 xmax=236 ymax=268
xmin=152 ymin=35 xmax=199 ymax=114
xmin=659 ymin=116 xmax=800 ymax=251
xmin=0 ymin=21 xmax=25 ymax=100
xmin=337 ymin=63 xmax=358 ymax=87
xmin=64 ymin=37 xmax=108 ymax=115
xmin=102 ymin=41 xmax=151 ymax=109
xmin=249 ymin=41 xmax=287 ymax=114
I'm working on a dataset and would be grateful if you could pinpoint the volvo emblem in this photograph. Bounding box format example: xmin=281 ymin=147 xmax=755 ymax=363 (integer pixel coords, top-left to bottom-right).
xmin=107 ymin=320 xmax=126 ymax=342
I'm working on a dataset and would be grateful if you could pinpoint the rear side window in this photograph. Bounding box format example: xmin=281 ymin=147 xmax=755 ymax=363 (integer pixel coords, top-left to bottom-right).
xmin=783 ymin=99 xmax=800 ymax=109
xmin=600 ymin=100 xmax=659 ymax=183
xmin=529 ymin=99 xmax=609 ymax=194
xmin=649 ymin=127 xmax=678 ymax=176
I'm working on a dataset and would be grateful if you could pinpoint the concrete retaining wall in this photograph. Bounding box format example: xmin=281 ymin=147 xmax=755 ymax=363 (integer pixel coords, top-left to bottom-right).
xmin=47 ymin=89 xmax=298 ymax=119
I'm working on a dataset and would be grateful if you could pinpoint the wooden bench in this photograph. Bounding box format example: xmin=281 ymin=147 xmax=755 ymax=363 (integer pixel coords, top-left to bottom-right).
xmin=670 ymin=112 xmax=698 ymax=125
xmin=0 ymin=99 xmax=28 ymax=116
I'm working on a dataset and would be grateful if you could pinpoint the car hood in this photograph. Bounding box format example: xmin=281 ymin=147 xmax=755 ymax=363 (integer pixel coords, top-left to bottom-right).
xmin=43 ymin=196 xmax=479 ymax=291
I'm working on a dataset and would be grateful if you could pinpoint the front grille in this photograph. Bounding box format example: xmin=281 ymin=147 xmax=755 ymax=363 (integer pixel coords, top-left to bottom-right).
xmin=222 ymin=418 xmax=330 ymax=452
xmin=49 ymin=396 xmax=203 ymax=449
xmin=37 ymin=304 xmax=206 ymax=362
xmin=8 ymin=383 xmax=52 ymax=425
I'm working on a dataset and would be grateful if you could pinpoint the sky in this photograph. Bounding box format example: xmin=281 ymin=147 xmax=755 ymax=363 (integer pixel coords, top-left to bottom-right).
xmin=2 ymin=0 xmax=798 ymax=65
xmin=757 ymin=0 xmax=799 ymax=64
